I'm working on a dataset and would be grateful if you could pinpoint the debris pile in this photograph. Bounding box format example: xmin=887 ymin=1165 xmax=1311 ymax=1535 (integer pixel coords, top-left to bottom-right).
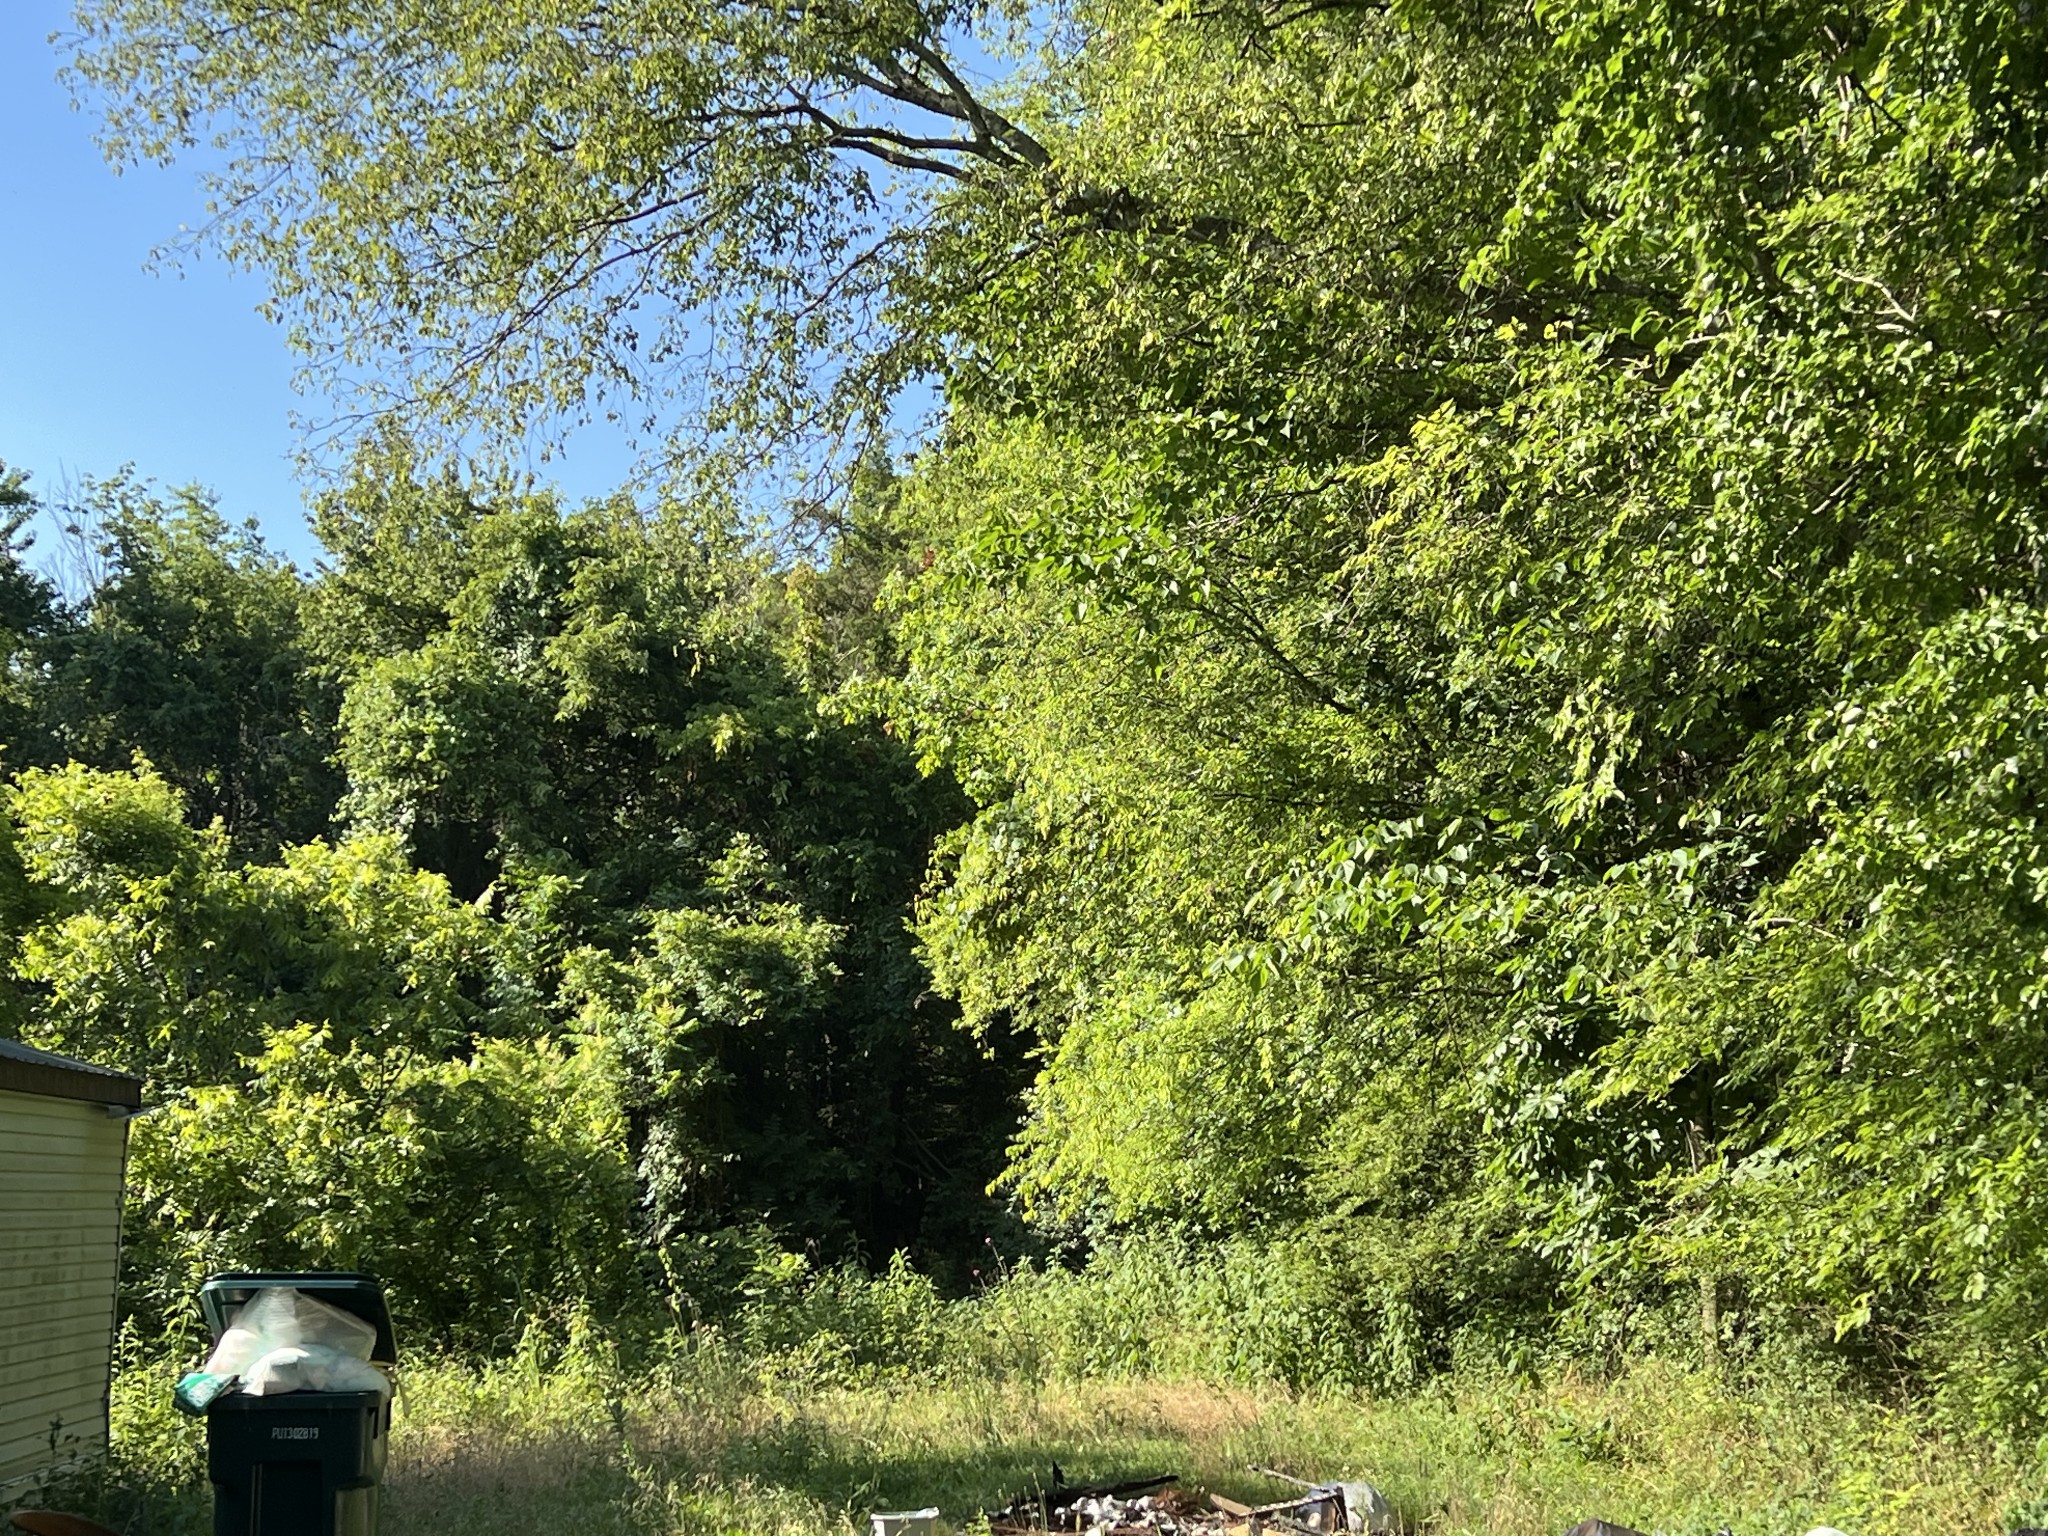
xmin=884 ymin=1475 xmax=2048 ymax=1536
xmin=984 ymin=1469 xmax=1393 ymax=1536
xmin=990 ymin=1473 xmax=1183 ymax=1534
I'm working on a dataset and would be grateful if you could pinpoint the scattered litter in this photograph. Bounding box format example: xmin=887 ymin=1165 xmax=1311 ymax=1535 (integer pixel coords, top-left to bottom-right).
xmin=990 ymin=1473 xmax=1182 ymax=1533
xmin=1243 ymin=1468 xmax=1392 ymax=1536
xmin=1329 ymin=1484 xmax=1392 ymax=1536
xmin=929 ymin=1462 xmax=1912 ymax=1536
xmin=911 ymin=1463 xmax=1911 ymax=1536
xmin=983 ymin=1468 xmax=1392 ymax=1536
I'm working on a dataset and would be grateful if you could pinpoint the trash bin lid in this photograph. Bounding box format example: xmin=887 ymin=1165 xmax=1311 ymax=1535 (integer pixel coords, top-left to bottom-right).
xmin=198 ymin=1271 xmax=398 ymax=1365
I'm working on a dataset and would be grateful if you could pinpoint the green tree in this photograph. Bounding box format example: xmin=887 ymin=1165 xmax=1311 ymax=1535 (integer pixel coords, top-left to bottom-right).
xmin=865 ymin=0 xmax=2048 ymax=1417
xmin=72 ymin=0 xmax=2048 ymax=1425
xmin=7 ymin=761 xmax=516 ymax=1091
xmin=0 ymin=463 xmax=71 ymax=762
xmin=125 ymin=1026 xmax=641 ymax=1348
xmin=311 ymin=454 xmax=1023 ymax=1277
xmin=1 ymin=761 xmax=630 ymax=1344
xmin=66 ymin=0 xmax=1063 ymax=480
xmin=43 ymin=476 xmax=340 ymax=855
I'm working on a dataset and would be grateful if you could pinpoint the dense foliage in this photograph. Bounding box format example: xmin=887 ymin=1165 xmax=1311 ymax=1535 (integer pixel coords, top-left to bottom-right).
xmin=36 ymin=0 xmax=2048 ymax=1435
xmin=0 ymin=457 xmax=1020 ymax=1349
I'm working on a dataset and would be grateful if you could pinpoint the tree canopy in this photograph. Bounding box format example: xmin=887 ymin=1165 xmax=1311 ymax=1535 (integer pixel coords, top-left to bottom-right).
xmin=0 ymin=458 xmax=1023 ymax=1344
xmin=45 ymin=0 xmax=2048 ymax=1431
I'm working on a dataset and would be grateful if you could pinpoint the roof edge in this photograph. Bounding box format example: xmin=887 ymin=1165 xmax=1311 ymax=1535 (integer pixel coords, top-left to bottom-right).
xmin=0 ymin=1046 xmax=144 ymax=1109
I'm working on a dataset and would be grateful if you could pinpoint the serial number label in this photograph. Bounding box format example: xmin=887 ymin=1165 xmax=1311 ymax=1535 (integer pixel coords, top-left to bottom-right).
xmin=270 ymin=1427 xmax=320 ymax=1441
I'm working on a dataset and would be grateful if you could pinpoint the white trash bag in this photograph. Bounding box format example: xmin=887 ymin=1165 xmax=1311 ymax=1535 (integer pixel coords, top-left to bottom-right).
xmin=202 ymin=1286 xmax=389 ymax=1400
xmin=243 ymin=1343 xmax=391 ymax=1398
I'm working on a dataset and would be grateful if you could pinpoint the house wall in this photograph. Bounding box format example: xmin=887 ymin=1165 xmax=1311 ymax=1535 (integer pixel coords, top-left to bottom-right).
xmin=0 ymin=1086 xmax=126 ymax=1497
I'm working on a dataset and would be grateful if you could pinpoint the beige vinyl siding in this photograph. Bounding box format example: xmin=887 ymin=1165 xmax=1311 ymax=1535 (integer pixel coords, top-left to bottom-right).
xmin=0 ymin=1087 xmax=126 ymax=1494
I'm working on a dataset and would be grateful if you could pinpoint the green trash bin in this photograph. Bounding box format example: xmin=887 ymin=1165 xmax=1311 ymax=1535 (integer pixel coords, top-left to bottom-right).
xmin=197 ymin=1272 xmax=397 ymax=1536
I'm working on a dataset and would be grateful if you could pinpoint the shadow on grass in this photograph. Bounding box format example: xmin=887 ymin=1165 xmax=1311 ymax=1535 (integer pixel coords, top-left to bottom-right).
xmin=710 ymin=1415 xmax=1124 ymax=1516
xmin=382 ymin=1423 xmax=651 ymax=1536
xmin=381 ymin=1386 xmax=1233 ymax=1536
xmin=668 ymin=1386 xmax=1267 ymax=1531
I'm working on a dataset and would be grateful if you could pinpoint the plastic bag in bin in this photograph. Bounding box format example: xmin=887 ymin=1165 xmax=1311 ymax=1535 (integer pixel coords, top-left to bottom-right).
xmin=176 ymin=1285 xmax=390 ymax=1413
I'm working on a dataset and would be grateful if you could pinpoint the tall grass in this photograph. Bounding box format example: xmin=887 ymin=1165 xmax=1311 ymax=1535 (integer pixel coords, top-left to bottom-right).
xmin=23 ymin=1248 xmax=2041 ymax=1536
xmin=729 ymin=1241 xmax=1429 ymax=1389
xmin=57 ymin=1348 xmax=2024 ymax=1536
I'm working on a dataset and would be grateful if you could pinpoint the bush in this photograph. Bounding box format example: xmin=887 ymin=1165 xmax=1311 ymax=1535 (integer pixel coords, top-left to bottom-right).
xmin=124 ymin=1026 xmax=646 ymax=1350
xmin=729 ymin=1236 xmax=1503 ymax=1392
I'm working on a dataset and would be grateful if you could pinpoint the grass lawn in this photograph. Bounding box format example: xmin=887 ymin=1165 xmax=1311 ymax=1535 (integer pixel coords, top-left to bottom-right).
xmin=65 ymin=1352 xmax=2020 ymax=1536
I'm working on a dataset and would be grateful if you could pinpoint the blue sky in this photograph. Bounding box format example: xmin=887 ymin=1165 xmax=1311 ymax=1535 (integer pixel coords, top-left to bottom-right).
xmin=1 ymin=0 xmax=639 ymax=570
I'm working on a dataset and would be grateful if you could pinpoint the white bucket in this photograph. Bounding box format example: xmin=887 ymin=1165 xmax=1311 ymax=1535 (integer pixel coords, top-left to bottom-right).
xmin=871 ymin=1509 xmax=941 ymax=1536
